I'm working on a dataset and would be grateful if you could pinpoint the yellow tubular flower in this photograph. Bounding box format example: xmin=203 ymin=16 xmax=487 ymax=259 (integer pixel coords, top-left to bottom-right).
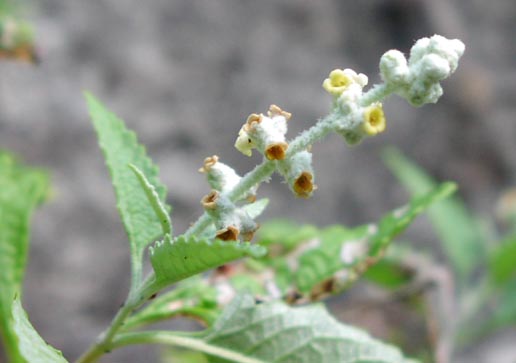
xmin=362 ymin=103 xmax=386 ymax=136
xmin=322 ymin=69 xmax=352 ymax=95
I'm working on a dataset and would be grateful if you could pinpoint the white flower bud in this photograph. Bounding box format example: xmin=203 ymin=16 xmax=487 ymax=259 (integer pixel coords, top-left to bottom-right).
xmin=385 ymin=35 xmax=465 ymax=107
xmin=406 ymin=82 xmax=443 ymax=106
xmin=418 ymin=53 xmax=451 ymax=81
xmin=410 ymin=35 xmax=464 ymax=73
xmin=379 ymin=50 xmax=409 ymax=86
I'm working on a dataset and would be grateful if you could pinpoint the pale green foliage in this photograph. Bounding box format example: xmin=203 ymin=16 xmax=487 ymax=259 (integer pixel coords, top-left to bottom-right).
xmin=127 ymin=183 xmax=454 ymax=331
xmin=489 ymin=236 xmax=516 ymax=285
xmin=86 ymin=93 xmax=171 ymax=287
xmin=0 ymin=152 xmax=49 ymax=362
xmin=124 ymin=277 xmax=220 ymax=330
xmin=201 ymin=294 xmax=419 ymax=363
xmin=259 ymin=182 xmax=455 ymax=298
xmin=383 ymin=148 xmax=484 ymax=284
xmin=11 ymin=298 xmax=68 ymax=363
xmin=129 ymin=164 xmax=172 ymax=236
xmin=150 ymin=235 xmax=267 ymax=288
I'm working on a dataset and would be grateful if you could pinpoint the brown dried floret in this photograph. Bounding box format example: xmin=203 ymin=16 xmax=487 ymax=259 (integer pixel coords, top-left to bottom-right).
xmin=216 ymin=225 xmax=240 ymax=241
xmin=243 ymin=113 xmax=262 ymax=132
xmin=198 ymin=155 xmax=219 ymax=173
xmin=293 ymin=171 xmax=315 ymax=198
xmin=268 ymin=104 xmax=292 ymax=121
xmin=240 ymin=223 xmax=259 ymax=242
xmin=201 ymin=190 xmax=219 ymax=210
xmin=265 ymin=142 xmax=288 ymax=160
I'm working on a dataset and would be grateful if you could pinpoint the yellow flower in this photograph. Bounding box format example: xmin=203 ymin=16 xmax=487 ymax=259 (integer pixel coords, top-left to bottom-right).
xmin=362 ymin=103 xmax=386 ymax=135
xmin=322 ymin=69 xmax=353 ymax=95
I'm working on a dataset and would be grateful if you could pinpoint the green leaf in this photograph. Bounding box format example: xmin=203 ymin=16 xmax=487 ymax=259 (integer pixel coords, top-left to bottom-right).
xmin=293 ymin=182 xmax=456 ymax=295
xmin=167 ymin=183 xmax=455 ymax=309
xmin=11 ymin=298 xmax=68 ymax=363
xmin=460 ymin=277 xmax=516 ymax=345
xmin=0 ymin=152 xmax=49 ymax=362
xmin=363 ymin=258 xmax=413 ymax=289
xmin=85 ymin=93 xmax=171 ymax=288
xmin=134 ymin=185 xmax=453 ymax=330
xmin=490 ymin=279 xmax=516 ymax=328
xmin=258 ymin=220 xmax=319 ymax=251
xmin=383 ymin=147 xmax=484 ymax=283
xmin=129 ymin=164 xmax=171 ymax=236
xmin=489 ymin=235 xmax=516 ymax=285
xmin=150 ymin=235 xmax=267 ymax=288
xmin=162 ymin=347 xmax=210 ymax=363
xmin=124 ymin=278 xmax=220 ymax=330
xmin=201 ymin=294 xmax=419 ymax=363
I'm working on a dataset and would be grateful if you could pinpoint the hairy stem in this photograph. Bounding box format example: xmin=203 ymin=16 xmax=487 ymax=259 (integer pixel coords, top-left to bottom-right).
xmin=286 ymin=113 xmax=335 ymax=157
xmin=75 ymin=275 xmax=160 ymax=363
xmin=112 ymin=331 xmax=265 ymax=363
xmin=360 ymin=83 xmax=394 ymax=106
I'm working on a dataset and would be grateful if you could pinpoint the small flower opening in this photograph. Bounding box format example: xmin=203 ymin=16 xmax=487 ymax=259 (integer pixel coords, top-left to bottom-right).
xmin=201 ymin=190 xmax=219 ymax=210
xmin=198 ymin=155 xmax=219 ymax=173
xmin=265 ymin=142 xmax=288 ymax=160
xmin=323 ymin=69 xmax=352 ymax=95
xmin=293 ymin=171 xmax=315 ymax=198
xmin=362 ymin=103 xmax=386 ymax=135
xmin=216 ymin=225 xmax=240 ymax=241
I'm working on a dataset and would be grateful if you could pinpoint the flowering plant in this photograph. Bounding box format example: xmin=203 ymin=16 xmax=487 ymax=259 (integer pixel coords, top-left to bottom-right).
xmin=0 ymin=35 xmax=465 ymax=363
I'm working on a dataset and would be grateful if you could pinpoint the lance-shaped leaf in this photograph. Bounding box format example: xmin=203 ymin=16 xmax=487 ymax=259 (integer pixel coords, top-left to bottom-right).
xmin=0 ymin=152 xmax=49 ymax=362
xmin=200 ymin=294 xmax=419 ymax=363
xmin=85 ymin=94 xmax=171 ymax=287
xmin=150 ymin=235 xmax=267 ymax=288
xmin=11 ymin=298 xmax=68 ymax=363
xmin=383 ymin=147 xmax=484 ymax=285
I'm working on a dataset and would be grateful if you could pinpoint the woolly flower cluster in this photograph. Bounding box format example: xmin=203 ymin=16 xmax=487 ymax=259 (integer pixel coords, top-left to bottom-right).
xmin=195 ymin=35 xmax=464 ymax=243
xmin=234 ymin=104 xmax=316 ymax=199
xmin=379 ymin=35 xmax=465 ymax=106
xmin=322 ymin=68 xmax=387 ymax=145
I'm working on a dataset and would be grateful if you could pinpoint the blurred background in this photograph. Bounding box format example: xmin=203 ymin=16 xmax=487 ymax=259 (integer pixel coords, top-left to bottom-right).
xmin=0 ymin=0 xmax=515 ymax=362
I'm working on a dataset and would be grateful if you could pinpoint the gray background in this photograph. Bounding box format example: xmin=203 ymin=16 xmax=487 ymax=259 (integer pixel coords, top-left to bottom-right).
xmin=1 ymin=0 xmax=515 ymax=362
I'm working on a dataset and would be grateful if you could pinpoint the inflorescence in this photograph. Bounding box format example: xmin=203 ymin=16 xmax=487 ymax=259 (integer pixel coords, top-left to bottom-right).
xmin=194 ymin=35 xmax=465 ymax=242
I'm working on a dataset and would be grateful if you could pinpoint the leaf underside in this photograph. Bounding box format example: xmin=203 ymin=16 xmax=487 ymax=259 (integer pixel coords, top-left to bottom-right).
xmin=202 ymin=294 xmax=419 ymax=363
xmin=0 ymin=151 xmax=49 ymax=362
